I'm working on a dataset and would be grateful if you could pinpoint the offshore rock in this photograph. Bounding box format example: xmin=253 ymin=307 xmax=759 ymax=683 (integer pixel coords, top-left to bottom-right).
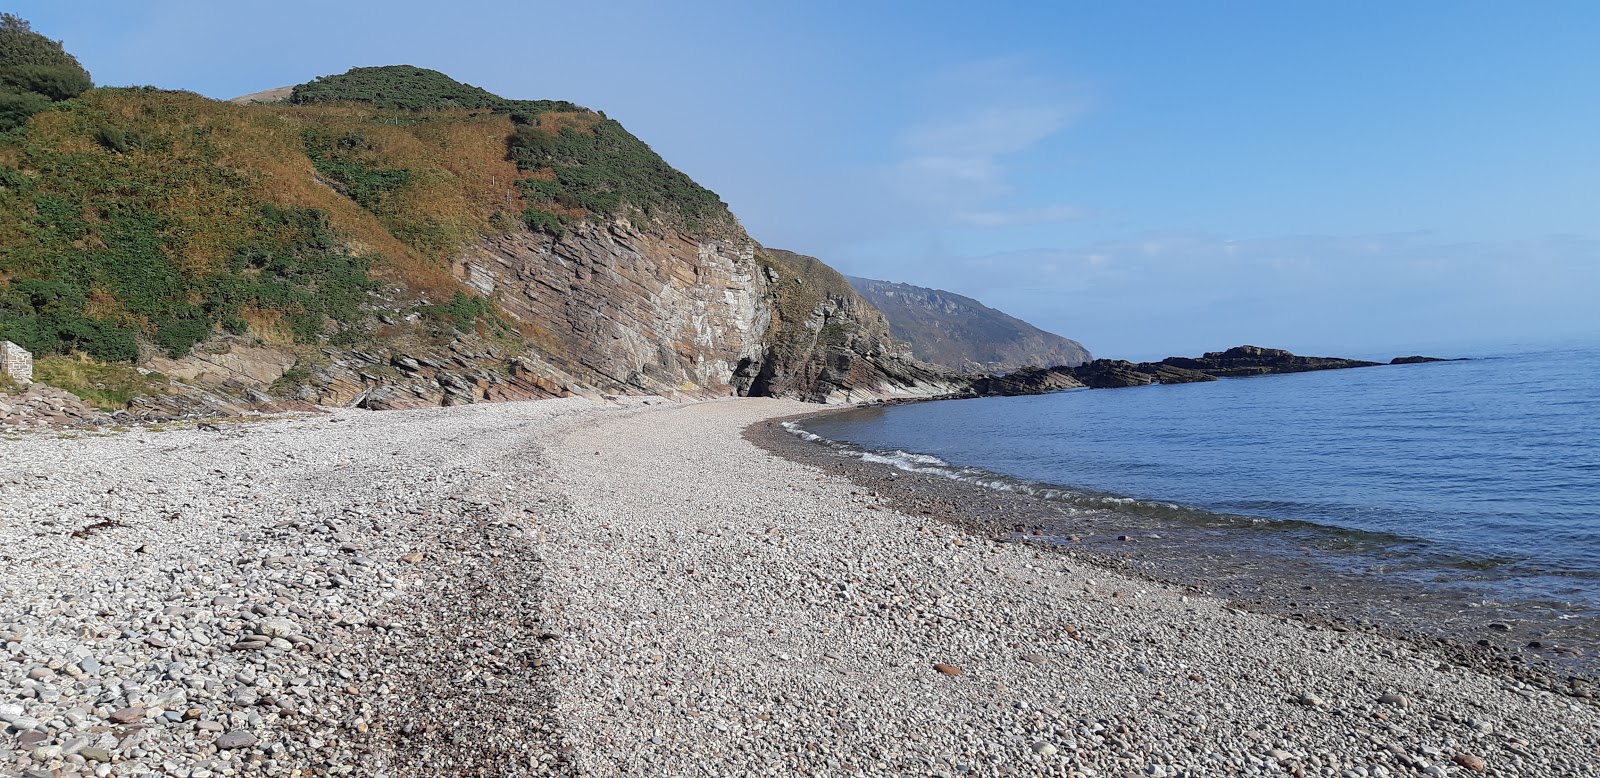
xmin=1071 ymin=359 xmax=1215 ymax=389
xmin=1391 ymin=355 xmax=1465 ymax=365
xmin=972 ymin=345 xmax=1389 ymax=397
xmin=1160 ymin=345 xmax=1381 ymax=376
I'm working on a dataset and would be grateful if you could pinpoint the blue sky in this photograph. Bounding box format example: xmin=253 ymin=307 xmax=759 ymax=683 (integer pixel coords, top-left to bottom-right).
xmin=13 ymin=1 xmax=1599 ymax=359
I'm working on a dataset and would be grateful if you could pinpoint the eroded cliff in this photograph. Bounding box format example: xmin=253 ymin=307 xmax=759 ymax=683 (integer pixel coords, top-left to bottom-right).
xmin=0 ymin=62 xmax=961 ymax=417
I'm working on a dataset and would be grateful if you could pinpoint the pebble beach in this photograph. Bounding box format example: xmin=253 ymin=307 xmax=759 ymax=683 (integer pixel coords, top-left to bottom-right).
xmin=3 ymin=397 xmax=1598 ymax=777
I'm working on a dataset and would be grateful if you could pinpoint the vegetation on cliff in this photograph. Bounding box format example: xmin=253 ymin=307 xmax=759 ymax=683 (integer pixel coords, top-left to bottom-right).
xmin=0 ymin=13 xmax=93 ymax=131
xmin=0 ymin=18 xmax=950 ymax=411
xmin=295 ymin=65 xmax=733 ymax=234
xmin=0 ymin=35 xmax=736 ymax=369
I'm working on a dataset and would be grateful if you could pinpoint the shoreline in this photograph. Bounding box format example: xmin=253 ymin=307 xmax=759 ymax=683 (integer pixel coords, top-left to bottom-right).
xmin=747 ymin=403 xmax=1600 ymax=691
xmin=5 ymin=396 xmax=1599 ymax=776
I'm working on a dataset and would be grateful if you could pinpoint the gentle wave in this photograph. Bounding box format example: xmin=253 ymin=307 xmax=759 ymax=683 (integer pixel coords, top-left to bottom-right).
xmin=781 ymin=420 xmax=1422 ymax=545
xmin=789 ymin=345 xmax=1600 ymax=610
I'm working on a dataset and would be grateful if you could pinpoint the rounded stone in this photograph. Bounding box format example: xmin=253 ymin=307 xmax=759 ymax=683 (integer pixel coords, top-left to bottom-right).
xmin=215 ymin=730 xmax=259 ymax=750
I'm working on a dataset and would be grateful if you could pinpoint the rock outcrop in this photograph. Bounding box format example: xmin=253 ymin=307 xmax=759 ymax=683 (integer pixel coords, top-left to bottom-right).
xmin=1160 ymin=345 xmax=1381 ymax=377
xmin=970 ymin=345 xmax=1401 ymax=397
xmin=739 ymin=251 xmax=961 ymax=404
xmin=846 ymin=277 xmax=1090 ymax=373
xmin=454 ymin=220 xmax=767 ymax=398
xmin=1069 ymin=359 xmax=1216 ymax=389
xmin=968 ymin=366 xmax=1086 ymax=396
xmin=1391 ymin=355 xmax=1465 ymax=365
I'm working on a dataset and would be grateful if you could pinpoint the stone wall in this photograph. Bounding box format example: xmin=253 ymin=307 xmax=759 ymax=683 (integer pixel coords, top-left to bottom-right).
xmin=0 ymin=341 xmax=32 ymax=384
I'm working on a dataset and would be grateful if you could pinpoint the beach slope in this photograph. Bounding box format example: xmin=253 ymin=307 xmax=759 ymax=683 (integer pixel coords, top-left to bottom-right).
xmin=2 ymin=398 xmax=1596 ymax=776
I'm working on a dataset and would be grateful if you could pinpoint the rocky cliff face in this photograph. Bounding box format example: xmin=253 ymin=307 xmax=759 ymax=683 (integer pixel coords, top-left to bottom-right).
xmin=0 ymin=61 xmax=965 ymax=417
xmin=454 ymin=219 xmax=767 ymax=397
xmin=846 ymin=277 xmax=1090 ymax=373
xmin=739 ymin=251 xmax=960 ymax=404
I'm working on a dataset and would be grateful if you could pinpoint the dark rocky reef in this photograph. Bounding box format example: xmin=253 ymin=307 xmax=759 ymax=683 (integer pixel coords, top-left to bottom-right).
xmin=1162 ymin=345 xmax=1381 ymax=377
xmin=1069 ymin=359 xmax=1215 ymax=389
xmin=968 ymin=366 xmax=1085 ymax=396
xmin=1391 ymin=355 xmax=1466 ymax=365
xmin=969 ymin=345 xmax=1402 ymax=396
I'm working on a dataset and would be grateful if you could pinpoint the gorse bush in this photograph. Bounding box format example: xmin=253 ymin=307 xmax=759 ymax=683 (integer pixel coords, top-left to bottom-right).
xmin=0 ymin=14 xmax=91 ymax=130
xmin=291 ymin=65 xmax=732 ymax=234
xmin=302 ymin=129 xmax=414 ymax=211
xmin=293 ymin=65 xmax=510 ymax=111
xmin=507 ymin=115 xmax=732 ymax=232
xmin=0 ymin=94 xmax=381 ymax=361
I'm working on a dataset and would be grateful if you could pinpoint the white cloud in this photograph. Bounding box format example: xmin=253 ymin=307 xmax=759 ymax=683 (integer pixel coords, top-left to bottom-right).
xmin=957 ymin=205 xmax=1095 ymax=228
xmin=887 ymin=60 xmax=1092 ymax=231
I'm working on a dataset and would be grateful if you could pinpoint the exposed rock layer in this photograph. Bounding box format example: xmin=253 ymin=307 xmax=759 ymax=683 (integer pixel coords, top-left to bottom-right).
xmin=746 ymin=251 xmax=960 ymax=404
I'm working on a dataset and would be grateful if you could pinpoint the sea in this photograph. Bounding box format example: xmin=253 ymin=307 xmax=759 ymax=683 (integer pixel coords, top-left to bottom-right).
xmin=795 ymin=342 xmax=1600 ymax=663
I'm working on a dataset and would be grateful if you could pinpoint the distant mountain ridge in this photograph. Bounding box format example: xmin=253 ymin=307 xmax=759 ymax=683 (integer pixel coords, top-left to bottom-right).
xmin=846 ymin=277 xmax=1090 ymax=374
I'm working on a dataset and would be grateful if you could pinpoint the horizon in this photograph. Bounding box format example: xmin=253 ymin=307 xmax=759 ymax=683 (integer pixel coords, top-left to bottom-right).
xmin=11 ymin=1 xmax=1598 ymax=361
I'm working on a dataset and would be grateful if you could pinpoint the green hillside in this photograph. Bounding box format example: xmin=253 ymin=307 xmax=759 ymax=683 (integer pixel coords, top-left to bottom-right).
xmin=0 ymin=37 xmax=733 ymax=371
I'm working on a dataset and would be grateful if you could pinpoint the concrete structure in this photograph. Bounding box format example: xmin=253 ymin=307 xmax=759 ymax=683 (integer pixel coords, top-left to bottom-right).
xmin=1 ymin=340 xmax=33 ymax=384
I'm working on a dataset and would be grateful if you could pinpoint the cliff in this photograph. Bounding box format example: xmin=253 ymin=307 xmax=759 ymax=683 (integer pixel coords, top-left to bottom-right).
xmin=748 ymin=251 xmax=960 ymax=403
xmin=0 ymin=58 xmax=955 ymax=416
xmin=846 ymin=277 xmax=1090 ymax=373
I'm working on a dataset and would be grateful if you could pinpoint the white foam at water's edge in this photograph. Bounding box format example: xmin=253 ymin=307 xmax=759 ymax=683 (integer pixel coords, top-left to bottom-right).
xmin=783 ymin=421 xmax=1317 ymax=524
xmin=786 ymin=420 xmax=1085 ymax=506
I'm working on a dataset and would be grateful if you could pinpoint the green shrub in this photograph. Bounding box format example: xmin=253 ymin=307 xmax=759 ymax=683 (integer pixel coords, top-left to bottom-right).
xmin=521 ymin=206 xmax=563 ymax=235
xmin=1 ymin=62 xmax=91 ymax=101
xmin=290 ymin=65 xmax=729 ymax=232
xmin=0 ymin=89 xmax=50 ymax=131
xmin=0 ymin=193 xmax=378 ymax=360
xmin=293 ymin=65 xmax=506 ymax=111
xmin=0 ymin=14 xmax=91 ymax=131
xmin=302 ymin=129 xmax=415 ymax=211
xmin=507 ymin=118 xmax=731 ymax=230
xmin=422 ymin=290 xmax=491 ymax=329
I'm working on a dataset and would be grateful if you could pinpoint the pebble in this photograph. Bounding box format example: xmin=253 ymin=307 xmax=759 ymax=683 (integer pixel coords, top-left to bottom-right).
xmin=108 ymin=706 xmax=146 ymax=724
xmin=933 ymin=663 xmax=965 ymax=676
xmin=256 ymin=618 xmax=298 ymax=638
xmin=3 ymin=396 xmax=1598 ymax=778
xmin=214 ymin=730 xmax=259 ymax=750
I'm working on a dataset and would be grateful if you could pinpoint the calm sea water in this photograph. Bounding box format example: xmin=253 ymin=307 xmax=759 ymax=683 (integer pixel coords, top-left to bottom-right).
xmin=801 ymin=343 xmax=1600 ymax=614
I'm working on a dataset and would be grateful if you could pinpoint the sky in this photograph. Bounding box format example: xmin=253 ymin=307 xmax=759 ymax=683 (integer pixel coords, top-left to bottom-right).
xmin=12 ymin=1 xmax=1599 ymax=360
